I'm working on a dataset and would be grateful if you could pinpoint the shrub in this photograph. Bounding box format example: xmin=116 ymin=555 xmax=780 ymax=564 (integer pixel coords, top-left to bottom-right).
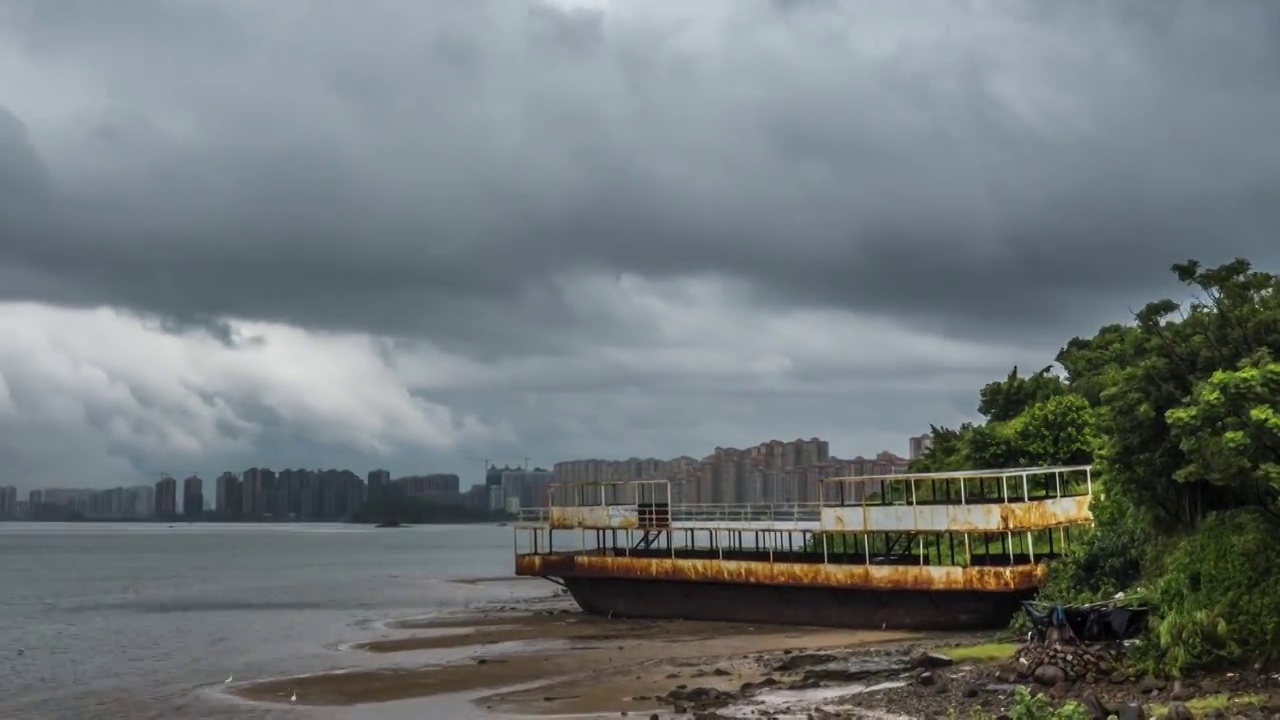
xmin=1036 ymin=489 xmax=1149 ymax=604
xmin=1140 ymin=508 xmax=1280 ymax=675
xmin=957 ymin=686 xmax=1092 ymax=720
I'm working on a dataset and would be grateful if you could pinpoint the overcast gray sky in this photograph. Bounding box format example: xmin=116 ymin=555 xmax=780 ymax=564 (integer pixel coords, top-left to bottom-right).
xmin=1 ymin=0 xmax=1278 ymax=491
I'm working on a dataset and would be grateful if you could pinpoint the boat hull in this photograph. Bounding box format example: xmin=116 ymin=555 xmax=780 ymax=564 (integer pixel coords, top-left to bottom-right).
xmin=561 ymin=575 xmax=1031 ymax=631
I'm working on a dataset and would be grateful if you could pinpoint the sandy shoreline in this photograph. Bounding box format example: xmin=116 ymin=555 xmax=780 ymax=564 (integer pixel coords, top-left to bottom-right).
xmin=230 ymin=584 xmax=947 ymax=715
xmin=223 ymin=580 xmax=1280 ymax=719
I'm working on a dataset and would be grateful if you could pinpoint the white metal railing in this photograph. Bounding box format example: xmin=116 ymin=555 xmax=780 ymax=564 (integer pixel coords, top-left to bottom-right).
xmin=519 ymin=507 xmax=550 ymax=523
xmin=821 ymin=465 xmax=1093 ymax=507
xmin=669 ymin=502 xmax=822 ymax=523
xmin=515 ymin=503 xmax=821 ymax=524
xmin=514 ymin=465 xmax=1095 ymax=531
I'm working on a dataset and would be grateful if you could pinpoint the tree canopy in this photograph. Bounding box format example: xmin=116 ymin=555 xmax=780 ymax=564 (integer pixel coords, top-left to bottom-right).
xmin=910 ymin=366 xmax=1095 ymax=473
xmin=914 ymin=257 xmax=1280 ymax=529
xmin=917 ymin=257 xmax=1280 ymax=673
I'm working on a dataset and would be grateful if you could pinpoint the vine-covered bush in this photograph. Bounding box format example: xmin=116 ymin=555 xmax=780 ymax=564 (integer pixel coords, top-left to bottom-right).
xmin=1035 ymin=490 xmax=1148 ymax=604
xmin=1140 ymin=508 xmax=1280 ymax=675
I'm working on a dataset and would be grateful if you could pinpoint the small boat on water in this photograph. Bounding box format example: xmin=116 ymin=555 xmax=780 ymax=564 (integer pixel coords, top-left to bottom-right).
xmin=512 ymin=465 xmax=1095 ymax=630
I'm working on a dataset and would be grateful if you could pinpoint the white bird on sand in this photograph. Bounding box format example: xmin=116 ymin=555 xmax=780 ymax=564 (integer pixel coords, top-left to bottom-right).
xmin=224 ymin=675 xmax=233 ymax=684
xmin=290 ymin=690 xmax=297 ymax=702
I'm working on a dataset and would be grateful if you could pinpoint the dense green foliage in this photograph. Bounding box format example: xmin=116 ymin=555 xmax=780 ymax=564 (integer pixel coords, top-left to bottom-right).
xmin=911 ymin=367 xmax=1097 ymax=473
xmin=1139 ymin=508 xmax=1280 ymax=674
xmin=917 ymin=258 xmax=1280 ymax=674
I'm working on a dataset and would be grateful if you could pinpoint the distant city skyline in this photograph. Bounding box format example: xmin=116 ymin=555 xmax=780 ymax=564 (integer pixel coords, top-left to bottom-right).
xmin=2 ymin=434 xmax=928 ymax=521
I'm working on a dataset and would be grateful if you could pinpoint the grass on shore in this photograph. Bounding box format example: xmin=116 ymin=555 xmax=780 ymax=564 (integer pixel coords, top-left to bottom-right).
xmin=1146 ymin=692 xmax=1267 ymax=718
xmin=935 ymin=642 xmax=1018 ymax=664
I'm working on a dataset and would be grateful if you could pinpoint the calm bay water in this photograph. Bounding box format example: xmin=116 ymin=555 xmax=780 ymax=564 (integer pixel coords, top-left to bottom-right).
xmin=0 ymin=522 xmax=551 ymax=720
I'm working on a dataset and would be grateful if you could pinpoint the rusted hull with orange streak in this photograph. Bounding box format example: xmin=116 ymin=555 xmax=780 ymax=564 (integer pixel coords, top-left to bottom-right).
xmin=561 ymin=576 xmax=1031 ymax=630
xmin=515 ymin=553 xmax=1046 ymax=593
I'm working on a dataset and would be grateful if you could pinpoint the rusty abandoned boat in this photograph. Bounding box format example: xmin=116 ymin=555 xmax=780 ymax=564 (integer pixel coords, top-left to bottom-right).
xmin=513 ymin=465 xmax=1094 ymax=630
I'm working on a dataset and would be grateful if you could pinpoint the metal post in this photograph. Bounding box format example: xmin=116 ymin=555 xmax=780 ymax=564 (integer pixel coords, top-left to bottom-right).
xmin=1021 ymin=473 xmax=1029 ymax=502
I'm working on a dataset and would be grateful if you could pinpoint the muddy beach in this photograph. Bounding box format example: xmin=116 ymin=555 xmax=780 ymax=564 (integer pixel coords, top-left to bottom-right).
xmin=230 ymin=587 xmax=931 ymax=714
xmin=230 ymin=584 xmax=1280 ymax=718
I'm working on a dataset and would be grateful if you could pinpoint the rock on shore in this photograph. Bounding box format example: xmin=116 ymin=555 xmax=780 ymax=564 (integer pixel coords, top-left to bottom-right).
xmin=646 ymin=633 xmax=1280 ymax=719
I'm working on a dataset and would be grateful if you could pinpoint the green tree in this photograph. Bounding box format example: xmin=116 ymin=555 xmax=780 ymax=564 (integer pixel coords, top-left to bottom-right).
xmin=1165 ymin=357 xmax=1280 ymax=516
xmin=977 ymin=366 xmax=1070 ymax=423
xmin=910 ymin=368 xmax=1092 ymax=474
xmin=1066 ymin=258 xmax=1280 ymax=530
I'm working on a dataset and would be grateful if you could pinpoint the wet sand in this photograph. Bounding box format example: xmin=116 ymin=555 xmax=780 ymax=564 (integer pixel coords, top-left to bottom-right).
xmin=233 ymin=593 xmax=926 ymax=715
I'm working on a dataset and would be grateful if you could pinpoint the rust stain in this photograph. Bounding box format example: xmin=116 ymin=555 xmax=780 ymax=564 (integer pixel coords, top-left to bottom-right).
xmin=547 ymin=507 xmax=640 ymax=530
xmin=998 ymin=495 xmax=1092 ymax=531
xmin=821 ymin=496 xmax=1092 ymax=534
xmin=515 ymin=554 xmax=1046 ymax=592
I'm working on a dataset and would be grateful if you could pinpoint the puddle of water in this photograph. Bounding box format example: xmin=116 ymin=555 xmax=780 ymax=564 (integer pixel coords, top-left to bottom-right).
xmin=720 ymin=680 xmax=909 ymax=719
xmin=752 ymin=680 xmax=906 ymax=704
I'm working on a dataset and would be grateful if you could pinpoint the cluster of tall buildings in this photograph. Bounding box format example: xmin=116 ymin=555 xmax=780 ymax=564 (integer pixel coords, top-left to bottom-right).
xmin=553 ymin=437 xmax=919 ymax=507
xmin=14 ymin=485 xmax=156 ymax=520
xmin=202 ymin=468 xmax=375 ymax=520
xmin=484 ymin=465 xmax=554 ymax=514
xmin=4 ymin=468 xmax=475 ymax=521
xmin=1 ymin=433 xmax=935 ymax=521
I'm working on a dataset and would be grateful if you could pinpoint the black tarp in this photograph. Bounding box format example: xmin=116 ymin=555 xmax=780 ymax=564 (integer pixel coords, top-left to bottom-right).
xmin=1022 ymin=600 xmax=1149 ymax=642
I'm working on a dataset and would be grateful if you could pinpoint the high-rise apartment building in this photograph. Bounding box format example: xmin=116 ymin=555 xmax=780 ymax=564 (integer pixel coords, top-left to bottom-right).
xmin=0 ymin=486 xmax=17 ymax=517
xmin=498 ymin=469 xmax=553 ymax=510
xmin=366 ymin=469 xmax=391 ymax=504
xmin=240 ymin=467 xmax=276 ymax=519
xmin=154 ymin=476 xmax=177 ymax=518
xmin=182 ymin=475 xmax=203 ymax=519
xmin=215 ymin=472 xmax=241 ymax=518
xmin=909 ymin=433 xmax=933 ymax=460
xmin=125 ymin=485 xmax=154 ymax=518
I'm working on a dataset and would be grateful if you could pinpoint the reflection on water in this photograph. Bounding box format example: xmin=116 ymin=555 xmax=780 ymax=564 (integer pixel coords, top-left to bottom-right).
xmin=0 ymin=522 xmax=548 ymax=719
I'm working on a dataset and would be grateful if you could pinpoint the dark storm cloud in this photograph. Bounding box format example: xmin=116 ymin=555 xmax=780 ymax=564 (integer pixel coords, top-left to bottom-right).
xmin=2 ymin=0 xmax=1280 ymax=351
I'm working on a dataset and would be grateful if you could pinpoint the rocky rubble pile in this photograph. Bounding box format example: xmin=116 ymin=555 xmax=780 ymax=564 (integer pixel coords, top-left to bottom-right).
xmin=1009 ymin=628 xmax=1127 ymax=687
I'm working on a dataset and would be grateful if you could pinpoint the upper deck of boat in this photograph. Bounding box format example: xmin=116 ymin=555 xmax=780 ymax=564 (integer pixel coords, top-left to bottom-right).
xmin=515 ymin=464 xmax=1094 ymax=535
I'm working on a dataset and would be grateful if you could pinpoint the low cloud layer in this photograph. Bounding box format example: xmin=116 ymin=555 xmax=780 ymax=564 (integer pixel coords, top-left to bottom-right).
xmin=1 ymin=0 xmax=1278 ymax=489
